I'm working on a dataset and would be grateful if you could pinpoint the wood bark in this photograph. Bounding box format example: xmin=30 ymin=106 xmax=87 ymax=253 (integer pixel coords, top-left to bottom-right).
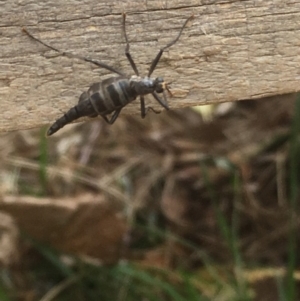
xmin=1 ymin=0 xmax=300 ymax=133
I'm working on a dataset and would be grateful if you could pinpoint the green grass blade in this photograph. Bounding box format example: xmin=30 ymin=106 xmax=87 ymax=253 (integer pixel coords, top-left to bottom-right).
xmin=0 ymin=281 xmax=11 ymax=301
xmin=285 ymin=94 xmax=300 ymax=301
xmin=39 ymin=126 xmax=48 ymax=195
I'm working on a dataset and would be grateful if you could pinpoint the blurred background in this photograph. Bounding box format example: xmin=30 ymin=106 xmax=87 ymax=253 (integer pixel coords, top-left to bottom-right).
xmin=0 ymin=93 xmax=299 ymax=301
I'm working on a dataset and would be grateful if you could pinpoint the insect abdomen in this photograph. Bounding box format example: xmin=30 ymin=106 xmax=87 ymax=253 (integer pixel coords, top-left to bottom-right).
xmin=88 ymin=77 xmax=137 ymax=114
xmin=47 ymin=77 xmax=138 ymax=136
xmin=46 ymin=99 xmax=95 ymax=136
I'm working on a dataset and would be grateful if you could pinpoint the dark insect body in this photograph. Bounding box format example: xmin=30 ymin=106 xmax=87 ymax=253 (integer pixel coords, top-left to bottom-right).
xmin=23 ymin=13 xmax=193 ymax=136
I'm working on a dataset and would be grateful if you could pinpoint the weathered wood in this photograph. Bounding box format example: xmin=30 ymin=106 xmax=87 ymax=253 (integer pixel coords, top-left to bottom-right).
xmin=1 ymin=0 xmax=300 ymax=133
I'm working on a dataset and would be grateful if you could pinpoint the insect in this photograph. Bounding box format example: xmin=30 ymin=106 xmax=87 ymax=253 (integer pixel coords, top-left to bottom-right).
xmin=23 ymin=13 xmax=193 ymax=136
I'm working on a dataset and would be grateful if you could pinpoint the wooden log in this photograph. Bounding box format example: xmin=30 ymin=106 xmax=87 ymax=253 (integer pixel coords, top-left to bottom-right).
xmin=1 ymin=0 xmax=300 ymax=133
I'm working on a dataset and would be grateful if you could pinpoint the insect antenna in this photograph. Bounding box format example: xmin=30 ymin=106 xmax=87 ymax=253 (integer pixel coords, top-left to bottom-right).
xmin=122 ymin=13 xmax=139 ymax=76
xmin=22 ymin=27 xmax=126 ymax=76
xmin=148 ymin=14 xmax=194 ymax=77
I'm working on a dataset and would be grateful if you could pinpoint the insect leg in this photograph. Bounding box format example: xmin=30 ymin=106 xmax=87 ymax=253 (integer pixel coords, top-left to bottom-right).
xmin=152 ymin=92 xmax=169 ymax=110
xmin=140 ymin=96 xmax=161 ymax=118
xmin=140 ymin=96 xmax=146 ymax=118
xmin=22 ymin=28 xmax=126 ymax=76
xmin=101 ymin=109 xmax=122 ymax=124
xmin=147 ymin=107 xmax=161 ymax=114
xmin=148 ymin=15 xmax=194 ymax=77
xmin=122 ymin=13 xmax=139 ymax=76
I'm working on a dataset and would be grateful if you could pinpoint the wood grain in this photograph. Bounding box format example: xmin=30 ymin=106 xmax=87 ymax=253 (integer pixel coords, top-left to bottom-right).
xmin=1 ymin=0 xmax=300 ymax=132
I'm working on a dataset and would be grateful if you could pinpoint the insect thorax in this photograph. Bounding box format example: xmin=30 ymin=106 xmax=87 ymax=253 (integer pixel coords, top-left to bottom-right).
xmin=129 ymin=75 xmax=165 ymax=95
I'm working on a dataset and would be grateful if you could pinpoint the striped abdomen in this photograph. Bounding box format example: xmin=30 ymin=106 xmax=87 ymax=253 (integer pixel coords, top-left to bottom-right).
xmin=47 ymin=76 xmax=138 ymax=136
